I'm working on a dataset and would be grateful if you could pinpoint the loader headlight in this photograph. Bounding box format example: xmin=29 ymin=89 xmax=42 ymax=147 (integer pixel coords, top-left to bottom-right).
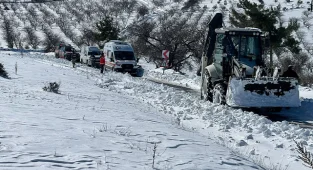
xmin=253 ymin=32 xmax=260 ymax=36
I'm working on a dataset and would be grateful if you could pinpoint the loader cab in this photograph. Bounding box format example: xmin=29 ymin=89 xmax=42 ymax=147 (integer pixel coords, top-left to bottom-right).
xmin=214 ymin=28 xmax=263 ymax=77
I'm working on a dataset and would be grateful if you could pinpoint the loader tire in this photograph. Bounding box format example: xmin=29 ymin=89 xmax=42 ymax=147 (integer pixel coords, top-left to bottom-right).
xmin=201 ymin=71 xmax=213 ymax=102
xmin=212 ymin=83 xmax=226 ymax=105
xmin=204 ymin=71 xmax=213 ymax=102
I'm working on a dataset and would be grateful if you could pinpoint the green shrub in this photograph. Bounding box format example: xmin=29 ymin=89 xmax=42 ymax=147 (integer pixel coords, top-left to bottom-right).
xmin=0 ymin=63 xmax=10 ymax=79
xmin=43 ymin=82 xmax=60 ymax=94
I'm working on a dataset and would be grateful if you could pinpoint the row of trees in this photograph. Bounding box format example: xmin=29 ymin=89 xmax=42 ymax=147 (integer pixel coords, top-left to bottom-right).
xmin=0 ymin=0 xmax=141 ymax=50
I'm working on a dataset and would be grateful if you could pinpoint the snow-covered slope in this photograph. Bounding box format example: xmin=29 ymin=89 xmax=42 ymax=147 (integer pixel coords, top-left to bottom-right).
xmin=0 ymin=52 xmax=264 ymax=169
xmin=1 ymin=51 xmax=313 ymax=169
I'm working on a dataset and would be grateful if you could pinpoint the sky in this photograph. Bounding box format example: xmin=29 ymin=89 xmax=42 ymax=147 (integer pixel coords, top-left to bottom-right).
xmin=1 ymin=51 xmax=313 ymax=170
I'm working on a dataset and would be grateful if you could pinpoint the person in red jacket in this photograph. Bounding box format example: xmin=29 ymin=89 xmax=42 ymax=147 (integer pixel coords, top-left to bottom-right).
xmin=100 ymin=52 xmax=105 ymax=73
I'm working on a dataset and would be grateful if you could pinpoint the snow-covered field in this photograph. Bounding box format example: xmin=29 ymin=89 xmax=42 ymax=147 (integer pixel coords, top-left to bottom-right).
xmin=1 ymin=52 xmax=313 ymax=170
xmin=0 ymin=52 xmax=263 ymax=170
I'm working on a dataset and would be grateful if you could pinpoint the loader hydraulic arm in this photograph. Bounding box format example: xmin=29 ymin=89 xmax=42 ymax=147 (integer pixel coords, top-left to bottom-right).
xmin=202 ymin=13 xmax=223 ymax=64
xmin=197 ymin=13 xmax=224 ymax=76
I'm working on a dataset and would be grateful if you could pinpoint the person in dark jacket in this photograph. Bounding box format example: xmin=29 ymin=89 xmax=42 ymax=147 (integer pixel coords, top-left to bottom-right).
xmin=71 ymin=48 xmax=77 ymax=68
xmin=282 ymin=65 xmax=299 ymax=79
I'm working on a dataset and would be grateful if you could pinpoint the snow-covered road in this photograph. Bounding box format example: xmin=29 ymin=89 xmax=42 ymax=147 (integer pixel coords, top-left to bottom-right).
xmin=0 ymin=53 xmax=263 ymax=169
xmin=147 ymin=76 xmax=313 ymax=128
xmin=1 ymin=52 xmax=313 ymax=170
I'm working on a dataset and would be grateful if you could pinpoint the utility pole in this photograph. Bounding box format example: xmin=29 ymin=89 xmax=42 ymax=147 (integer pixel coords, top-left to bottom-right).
xmin=0 ymin=0 xmax=65 ymax=10
xmin=0 ymin=0 xmax=64 ymax=4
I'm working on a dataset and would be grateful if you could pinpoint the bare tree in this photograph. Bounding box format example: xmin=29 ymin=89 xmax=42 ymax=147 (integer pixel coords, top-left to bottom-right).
xmin=38 ymin=5 xmax=57 ymax=28
xmin=24 ymin=26 xmax=40 ymax=49
xmin=115 ymin=0 xmax=138 ymax=29
xmin=80 ymin=26 xmax=97 ymax=46
xmin=26 ymin=5 xmax=40 ymax=30
xmin=83 ymin=1 xmax=97 ymax=21
xmin=296 ymin=30 xmax=306 ymax=43
xmin=96 ymin=0 xmax=112 ymax=20
xmin=181 ymin=0 xmax=202 ymax=11
xmin=301 ymin=10 xmax=313 ymax=29
xmin=127 ymin=6 xmax=211 ymax=72
xmin=137 ymin=5 xmax=149 ymax=19
xmin=9 ymin=3 xmax=19 ymax=15
xmin=42 ymin=26 xmax=62 ymax=52
xmin=151 ymin=0 xmax=166 ymax=7
xmin=63 ymin=1 xmax=84 ymax=25
xmin=55 ymin=11 xmax=76 ymax=42
xmin=1 ymin=16 xmax=16 ymax=48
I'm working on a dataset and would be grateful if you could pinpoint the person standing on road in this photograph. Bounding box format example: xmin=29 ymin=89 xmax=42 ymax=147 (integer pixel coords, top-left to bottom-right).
xmin=71 ymin=48 xmax=77 ymax=68
xmin=100 ymin=52 xmax=105 ymax=73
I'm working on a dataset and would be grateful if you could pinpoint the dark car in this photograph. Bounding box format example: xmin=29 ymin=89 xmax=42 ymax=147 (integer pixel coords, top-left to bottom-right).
xmin=59 ymin=45 xmax=74 ymax=60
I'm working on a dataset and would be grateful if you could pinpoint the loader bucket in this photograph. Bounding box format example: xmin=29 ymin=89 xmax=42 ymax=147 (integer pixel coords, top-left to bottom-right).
xmin=226 ymin=77 xmax=300 ymax=108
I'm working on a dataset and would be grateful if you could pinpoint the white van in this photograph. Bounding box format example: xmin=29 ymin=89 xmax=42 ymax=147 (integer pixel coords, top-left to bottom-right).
xmin=80 ymin=46 xmax=102 ymax=67
xmin=103 ymin=40 xmax=143 ymax=76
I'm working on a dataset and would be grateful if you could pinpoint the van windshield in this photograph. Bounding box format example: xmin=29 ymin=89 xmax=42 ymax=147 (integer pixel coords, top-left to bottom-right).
xmin=114 ymin=51 xmax=135 ymax=60
xmin=88 ymin=47 xmax=101 ymax=55
xmin=65 ymin=46 xmax=72 ymax=52
xmin=89 ymin=47 xmax=100 ymax=51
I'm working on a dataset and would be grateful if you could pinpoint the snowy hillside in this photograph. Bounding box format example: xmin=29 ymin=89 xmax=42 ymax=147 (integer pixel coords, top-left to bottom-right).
xmin=1 ymin=51 xmax=313 ymax=169
xmin=0 ymin=0 xmax=312 ymax=53
xmin=1 ymin=0 xmax=313 ymax=169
